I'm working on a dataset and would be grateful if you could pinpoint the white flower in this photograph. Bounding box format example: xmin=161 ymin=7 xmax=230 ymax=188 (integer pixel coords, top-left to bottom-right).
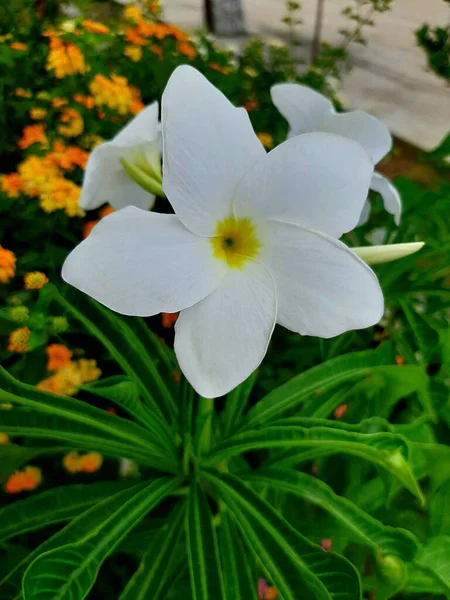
xmin=271 ymin=83 xmax=402 ymax=225
xmin=63 ymin=66 xmax=383 ymax=398
xmin=79 ymin=102 xmax=162 ymax=211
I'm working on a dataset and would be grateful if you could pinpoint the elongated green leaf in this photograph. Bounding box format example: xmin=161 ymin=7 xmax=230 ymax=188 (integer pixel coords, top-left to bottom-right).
xmin=51 ymin=285 xmax=177 ymax=425
xmin=242 ymin=343 xmax=394 ymax=430
xmin=205 ymin=425 xmax=423 ymax=503
xmin=203 ymin=469 xmax=361 ymax=600
xmin=0 ymin=481 xmax=134 ymax=543
xmin=0 ymin=444 xmax=66 ymax=481
xmin=222 ymin=372 xmax=258 ymax=437
xmin=0 ymin=365 xmax=175 ymax=463
xmin=404 ymin=563 xmax=448 ymax=595
xmin=399 ymin=299 xmax=440 ymax=361
xmin=23 ymin=477 xmax=180 ymax=600
xmin=81 ymin=376 xmax=163 ymax=432
xmin=242 ymin=469 xmax=418 ymax=560
xmin=431 ymin=480 xmax=450 ymax=537
xmin=0 ymin=408 xmax=174 ymax=469
xmin=119 ymin=504 xmax=185 ymax=600
xmin=219 ymin=509 xmax=258 ymax=599
xmin=186 ymin=480 xmax=226 ymax=600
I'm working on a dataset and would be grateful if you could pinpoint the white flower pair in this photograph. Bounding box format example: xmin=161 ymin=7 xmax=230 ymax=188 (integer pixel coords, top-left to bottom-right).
xmin=64 ymin=66 xmax=420 ymax=397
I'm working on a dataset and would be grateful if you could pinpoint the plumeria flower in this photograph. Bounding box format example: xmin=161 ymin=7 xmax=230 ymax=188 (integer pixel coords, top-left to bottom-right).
xmin=79 ymin=101 xmax=162 ymax=211
xmin=271 ymin=83 xmax=402 ymax=226
xmin=64 ymin=66 xmax=394 ymax=398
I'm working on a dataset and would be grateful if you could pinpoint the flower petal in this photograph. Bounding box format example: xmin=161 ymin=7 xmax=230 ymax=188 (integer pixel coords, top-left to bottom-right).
xmin=321 ymin=110 xmax=392 ymax=165
xmin=113 ymin=101 xmax=159 ymax=147
xmin=357 ymin=199 xmax=372 ymax=227
xmin=162 ymin=65 xmax=265 ymax=237
xmin=79 ymin=143 xmax=155 ymax=211
xmin=261 ymin=221 xmax=384 ymax=338
xmin=234 ymin=133 xmax=373 ymax=239
xmin=174 ymin=262 xmax=276 ymax=397
xmin=271 ymin=83 xmax=332 ymax=137
xmin=370 ymin=172 xmax=402 ymax=225
xmin=62 ymin=207 xmax=225 ymax=316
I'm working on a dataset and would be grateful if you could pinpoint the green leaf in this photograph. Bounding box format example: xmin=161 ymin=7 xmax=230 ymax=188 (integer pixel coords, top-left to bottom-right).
xmin=404 ymin=563 xmax=448 ymax=595
xmin=416 ymin=535 xmax=450 ymax=593
xmin=430 ymin=480 xmax=450 ymax=536
xmin=399 ymin=299 xmax=440 ymax=361
xmin=242 ymin=343 xmax=394 ymax=430
xmin=0 ymin=481 xmax=134 ymax=543
xmin=23 ymin=477 xmax=180 ymax=600
xmin=241 ymin=469 xmax=418 ymax=560
xmin=186 ymin=480 xmax=226 ymax=600
xmin=0 ymin=408 xmax=173 ymax=469
xmin=219 ymin=509 xmax=258 ymax=599
xmin=203 ymin=469 xmax=361 ymax=600
xmin=119 ymin=504 xmax=186 ymax=600
xmin=205 ymin=425 xmax=423 ymax=503
xmin=51 ymin=285 xmax=177 ymax=425
xmin=222 ymin=372 xmax=258 ymax=437
xmin=81 ymin=376 xmax=160 ymax=430
xmin=0 ymin=444 xmax=66 ymax=481
xmin=0 ymin=366 xmax=176 ymax=469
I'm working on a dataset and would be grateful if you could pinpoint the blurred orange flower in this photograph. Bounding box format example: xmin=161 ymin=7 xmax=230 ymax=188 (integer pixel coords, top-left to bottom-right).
xmin=0 ymin=246 xmax=16 ymax=283
xmin=1 ymin=173 xmax=23 ymax=198
xmin=46 ymin=343 xmax=73 ymax=371
xmin=8 ymin=327 xmax=30 ymax=353
xmin=18 ymin=124 xmax=48 ymax=150
xmin=82 ymin=20 xmax=110 ymax=35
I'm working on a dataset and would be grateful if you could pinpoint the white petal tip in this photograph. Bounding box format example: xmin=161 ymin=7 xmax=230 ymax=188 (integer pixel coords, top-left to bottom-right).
xmin=353 ymin=242 xmax=425 ymax=265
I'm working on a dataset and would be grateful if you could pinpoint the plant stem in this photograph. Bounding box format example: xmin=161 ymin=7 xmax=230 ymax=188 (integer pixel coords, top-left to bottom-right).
xmin=197 ymin=396 xmax=213 ymax=456
xmin=311 ymin=0 xmax=325 ymax=63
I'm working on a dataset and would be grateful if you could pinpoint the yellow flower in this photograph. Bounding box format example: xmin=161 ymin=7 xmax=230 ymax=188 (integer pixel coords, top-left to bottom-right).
xmin=0 ymin=433 xmax=9 ymax=445
xmin=46 ymin=343 xmax=73 ymax=371
xmin=257 ymin=132 xmax=274 ymax=149
xmin=90 ymin=73 xmax=135 ymax=115
xmin=123 ymin=6 xmax=143 ymax=23
xmin=29 ymin=107 xmax=47 ymax=120
xmin=63 ymin=451 xmax=103 ymax=473
xmin=9 ymin=42 xmax=27 ymax=51
xmin=52 ymin=97 xmax=68 ymax=108
xmin=24 ymin=271 xmax=49 ymax=290
xmin=18 ymin=124 xmax=48 ymax=150
xmin=124 ymin=45 xmax=143 ymax=62
xmin=0 ymin=246 xmax=16 ymax=283
xmin=37 ymin=358 xmax=101 ymax=396
xmin=14 ymin=88 xmax=32 ymax=98
xmin=58 ymin=108 xmax=84 ymax=137
xmin=46 ymin=38 xmax=86 ymax=78
xmin=5 ymin=466 xmax=41 ymax=494
xmin=82 ymin=20 xmax=110 ymax=35
xmin=39 ymin=177 xmax=84 ymax=217
xmin=18 ymin=155 xmax=59 ymax=197
xmin=1 ymin=173 xmax=23 ymax=198
xmin=8 ymin=327 xmax=31 ymax=353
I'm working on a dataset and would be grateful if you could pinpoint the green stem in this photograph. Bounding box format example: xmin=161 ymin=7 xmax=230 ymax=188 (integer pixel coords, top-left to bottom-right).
xmin=197 ymin=396 xmax=213 ymax=457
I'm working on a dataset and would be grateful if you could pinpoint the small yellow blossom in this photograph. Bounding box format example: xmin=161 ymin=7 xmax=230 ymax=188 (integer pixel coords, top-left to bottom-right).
xmin=82 ymin=20 xmax=110 ymax=35
xmin=46 ymin=38 xmax=86 ymax=78
xmin=14 ymin=88 xmax=32 ymax=98
xmin=1 ymin=173 xmax=23 ymax=198
xmin=257 ymin=132 xmax=274 ymax=149
xmin=18 ymin=124 xmax=48 ymax=150
xmin=124 ymin=45 xmax=143 ymax=62
xmin=39 ymin=177 xmax=83 ymax=217
xmin=123 ymin=5 xmax=143 ymax=23
xmin=0 ymin=34 xmax=12 ymax=42
xmin=29 ymin=107 xmax=47 ymax=120
xmin=0 ymin=246 xmax=16 ymax=283
xmin=8 ymin=306 xmax=29 ymax=322
xmin=90 ymin=73 xmax=136 ymax=115
xmin=63 ymin=451 xmax=103 ymax=473
xmin=73 ymin=93 xmax=95 ymax=109
xmin=37 ymin=358 xmax=101 ymax=396
xmin=9 ymin=42 xmax=27 ymax=51
xmin=8 ymin=327 xmax=31 ymax=353
xmin=58 ymin=108 xmax=84 ymax=137
xmin=46 ymin=344 xmax=72 ymax=371
xmin=5 ymin=466 xmax=41 ymax=494
xmin=52 ymin=97 xmax=68 ymax=108
xmin=0 ymin=433 xmax=9 ymax=445
xmin=24 ymin=271 xmax=49 ymax=290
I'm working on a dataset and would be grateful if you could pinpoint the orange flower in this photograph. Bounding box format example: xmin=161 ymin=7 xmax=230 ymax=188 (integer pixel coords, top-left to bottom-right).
xmin=73 ymin=93 xmax=95 ymax=109
xmin=63 ymin=451 xmax=103 ymax=473
xmin=125 ymin=27 xmax=147 ymax=46
xmin=150 ymin=44 xmax=162 ymax=57
xmin=395 ymin=355 xmax=406 ymax=366
xmin=161 ymin=312 xmax=178 ymax=328
xmin=5 ymin=466 xmax=41 ymax=494
xmin=46 ymin=344 xmax=73 ymax=371
xmin=18 ymin=124 xmax=48 ymax=150
xmin=58 ymin=108 xmax=84 ymax=137
xmin=0 ymin=246 xmax=16 ymax=283
xmin=29 ymin=107 xmax=47 ymax=120
xmin=49 ymin=141 xmax=89 ymax=171
xmin=37 ymin=358 xmax=101 ymax=396
xmin=46 ymin=38 xmax=86 ymax=78
xmin=62 ymin=452 xmax=80 ymax=473
xmin=8 ymin=327 xmax=30 ymax=353
xmin=0 ymin=433 xmax=9 ymax=445
xmin=244 ymin=99 xmax=259 ymax=112
xmin=124 ymin=45 xmax=143 ymax=62
xmin=99 ymin=205 xmax=115 ymax=218
xmin=24 ymin=271 xmax=49 ymax=290
xmin=9 ymin=42 xmax=27 ymax=51
xmin=90 ymin=74 xmax=140 ymax=115
xmin=177 ymin=41 xmax=196 ymax=60
xmin=83 ymin=220 xmax=98 ymax=238
xmin=14 ymin=88 xmax=32 ymax=98
xmin=1 ymin=173 xmax=23 ymax=198
xmin=266 ymin=589 xmax=279 ymax=600
xmin=52 ymin=97 xmax=68 ymax=108
xmin=82 ymin=20 xmax=110 ymax=35
xmin=257 ymin=132 xmax=274 ymax=149
xmin=209 ymin=62 xmax=230 ymax=75
xmin=333 ymin=404 xmax=348 ymax=419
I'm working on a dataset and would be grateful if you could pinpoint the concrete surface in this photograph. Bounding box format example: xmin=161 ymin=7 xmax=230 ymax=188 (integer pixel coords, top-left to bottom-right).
xmin=163 ymin=0 xmax=450 ymax=150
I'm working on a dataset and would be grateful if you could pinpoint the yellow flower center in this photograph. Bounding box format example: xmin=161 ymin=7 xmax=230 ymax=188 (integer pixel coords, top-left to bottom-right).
xmin=210 ymin=217 xmax=261 ymax=269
